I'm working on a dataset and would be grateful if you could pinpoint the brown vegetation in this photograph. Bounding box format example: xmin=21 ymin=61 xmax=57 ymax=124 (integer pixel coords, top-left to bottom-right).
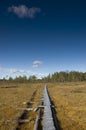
xmin=0 ymin=83 xmax=44 ymax=130
xmin=48 ymin=82 xmax=86 ymax=130
xmin=0 ymin=82 xmax=86 ymax=130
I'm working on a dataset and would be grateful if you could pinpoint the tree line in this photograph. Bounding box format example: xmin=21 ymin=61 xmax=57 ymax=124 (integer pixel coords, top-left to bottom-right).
xmin=1 ymin=71 xmax=86 ymax=83
xmin=42 ymin=71 xmax=86 ymax=82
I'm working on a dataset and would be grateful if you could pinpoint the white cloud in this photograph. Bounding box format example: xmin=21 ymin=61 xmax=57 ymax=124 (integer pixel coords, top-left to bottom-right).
xmin=27 ymin=71 xmax=48 ymax=79
xmin=32 ymin=60 xmax=42 ymax=68
xmin=9 ymin=69 xmax=27 ymax=74
xmin=35 ymin=72 xmax=48 ymax=79
xmin=0 ymin=66 xmax=29 ymax=78
xmin=9 ymin=68 xmax=18 ymax=74
xmin=8 ymin=5 xmax=41 ymax=18
xmin=0 ymin=66 xmax=3 ymax=71
xmin=0 ymin=65 xmax=48 ymax=79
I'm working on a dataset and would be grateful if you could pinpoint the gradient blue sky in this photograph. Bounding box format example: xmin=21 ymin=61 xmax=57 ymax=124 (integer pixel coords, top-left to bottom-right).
xmin=0 ymin=0 xmax=86 ymax=78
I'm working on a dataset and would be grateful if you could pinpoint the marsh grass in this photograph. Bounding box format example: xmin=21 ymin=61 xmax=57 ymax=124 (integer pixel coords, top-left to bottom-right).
xmin=48 ymin=82 xmax=86 ymax=130
xmin=0 ymin=83 xmax=44 ymax=130
xmin=0 ymin=82 xmax=86 ymax=130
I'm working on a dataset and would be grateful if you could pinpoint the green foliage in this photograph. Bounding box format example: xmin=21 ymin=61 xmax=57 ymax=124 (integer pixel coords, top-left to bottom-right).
xmin=1 ymin=71 xmax=86 ymax=83
xmin=28 ymin=75 xmax=37 ymax=82
xmin=42 ymin=71 xmax=86 ymax=82
xmin=14 ymin=75 xmax=27 ymax=83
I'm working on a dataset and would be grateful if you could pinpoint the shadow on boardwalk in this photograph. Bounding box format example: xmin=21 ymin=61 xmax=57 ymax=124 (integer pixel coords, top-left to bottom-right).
xmin=51 ymin=100 xmax=63 ymax=130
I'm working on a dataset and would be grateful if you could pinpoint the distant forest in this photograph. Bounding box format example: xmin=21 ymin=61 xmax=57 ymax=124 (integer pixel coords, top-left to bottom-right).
xmin=1 ymin=71 xmax=86 ymax=83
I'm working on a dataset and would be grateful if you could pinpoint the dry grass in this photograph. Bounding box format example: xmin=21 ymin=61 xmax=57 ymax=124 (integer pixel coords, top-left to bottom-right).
xmin=48 ymin=82 xmax=86 ymax=130
xmin=0 ymin=82 xmax=86 ymax=130
xmin=0 ymin=82 xmax=44 ymax=130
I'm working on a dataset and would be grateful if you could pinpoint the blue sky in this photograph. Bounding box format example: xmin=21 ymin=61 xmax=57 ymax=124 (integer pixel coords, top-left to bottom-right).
xmin=0 ymin=0 xmax=86 ymax=79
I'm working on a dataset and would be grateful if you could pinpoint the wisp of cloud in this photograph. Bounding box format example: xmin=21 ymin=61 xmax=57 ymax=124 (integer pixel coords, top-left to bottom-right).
xmin=8 ymin=5 xmax=41 ymax=18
